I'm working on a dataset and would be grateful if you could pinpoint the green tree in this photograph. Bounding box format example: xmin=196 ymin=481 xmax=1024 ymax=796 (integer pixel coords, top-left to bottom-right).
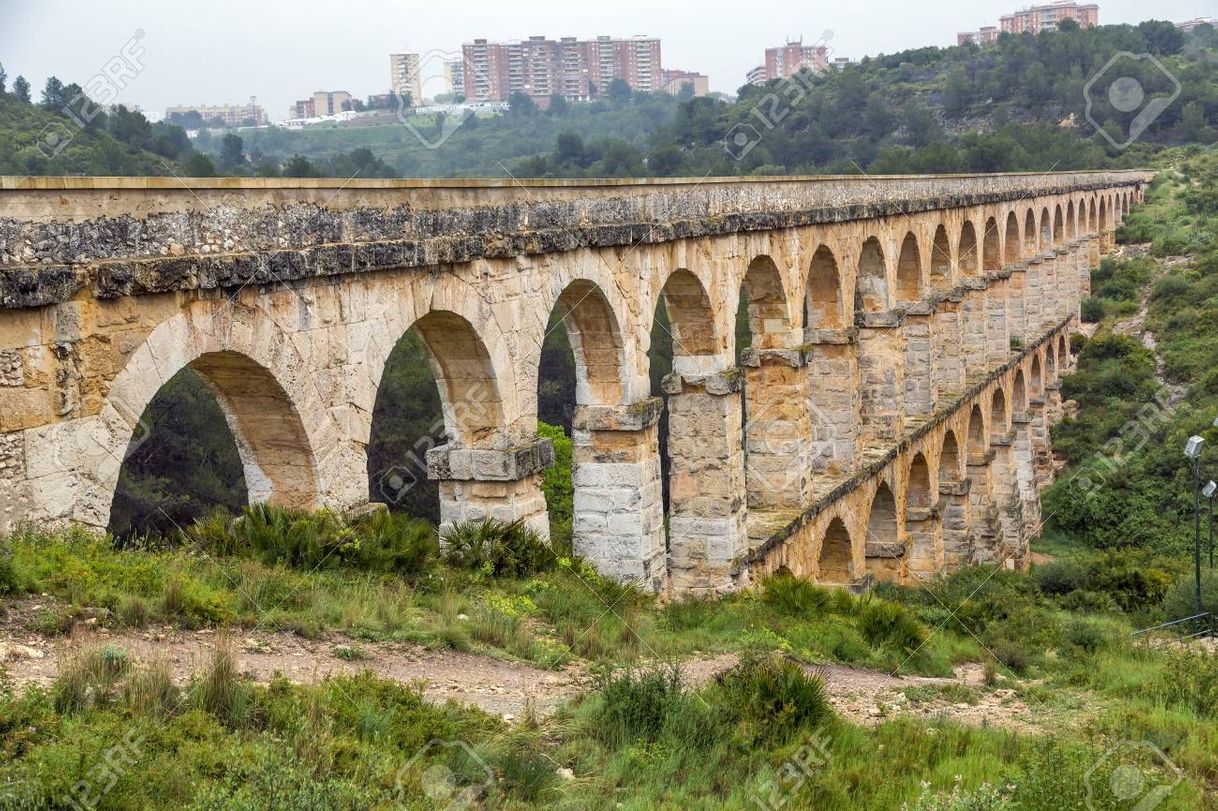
xmin=183 ymin=151 xmax=217 ymax=177
xmin=0 ymin=62 xmax=6 ymax=95
xmin=40 ymin=76 xmax=66 ymax=110
xmin=12 ymin=75 xmax=30 ymax=103
xmin=218 ymin=133 xmax=244 ymax=171
xmin=282 ymin=153 xmax=319 ymax=177
xmin=607 ymin=79 xmax=632 ymax=104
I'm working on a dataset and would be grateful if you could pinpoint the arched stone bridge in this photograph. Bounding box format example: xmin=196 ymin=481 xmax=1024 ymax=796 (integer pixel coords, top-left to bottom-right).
xmin=0 ymin=172 xmax=1151 ymax=594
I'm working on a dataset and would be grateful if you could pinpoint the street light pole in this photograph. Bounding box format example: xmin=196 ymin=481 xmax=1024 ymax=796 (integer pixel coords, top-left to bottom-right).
xmin=1186 ymin=436 xmax=1206 ymax=617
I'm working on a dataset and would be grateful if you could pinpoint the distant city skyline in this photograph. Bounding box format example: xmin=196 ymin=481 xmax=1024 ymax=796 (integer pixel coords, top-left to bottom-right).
xmin=0 ymin=0 xmax=1209 ymax=122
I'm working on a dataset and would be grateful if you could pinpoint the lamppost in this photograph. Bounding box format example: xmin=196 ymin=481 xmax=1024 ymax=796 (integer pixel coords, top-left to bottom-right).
xmin=1205 ymin=480 xmax=1217 ymax=570
xmin=1185 ymin=435 xmax=1205 ymax=616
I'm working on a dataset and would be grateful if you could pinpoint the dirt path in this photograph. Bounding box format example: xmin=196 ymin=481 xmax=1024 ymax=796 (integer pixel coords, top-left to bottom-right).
xmin=2 ymin=597 xmax=1050 ymax=732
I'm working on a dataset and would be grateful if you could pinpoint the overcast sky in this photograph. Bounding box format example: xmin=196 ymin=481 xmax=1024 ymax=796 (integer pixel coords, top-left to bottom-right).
xmin=0 ymin=0 xmax=1209 ymax=120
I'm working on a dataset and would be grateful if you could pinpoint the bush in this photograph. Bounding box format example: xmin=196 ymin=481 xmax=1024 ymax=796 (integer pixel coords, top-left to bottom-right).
xmin=714 ymin=654 xmax=833 ymax=745
xmin=441 ymin=518 xmax=556 ymax=578
xmin=0 ymin=535 xmax=17 ymax=595
xmin=184 ymin=505 xmax=437 ymax=576
xmin=1158 ymin=571 xmax=1218 ymax=623
xmin=858 ymin=599 xmax=928 ymax=654
xmin=1032 ymin=560 xmax=1086 ymax=596
xmin=761 ymin=573 xmax=834 ymax=616
xmin=592 ymin=663 xmax=687 ymax=747
xmin=1080 ymin=296 xmax=1106 ymax=323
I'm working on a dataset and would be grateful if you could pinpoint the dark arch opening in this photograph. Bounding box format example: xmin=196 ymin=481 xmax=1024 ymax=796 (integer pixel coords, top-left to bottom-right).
xmin=896 ymin=232 xmax=922 ymax=303
xmin=1030 ymin=355 xmax=1043 ymax=397
xmin=1066 ymin=201 xmax=1076 ymax=239
xmin=806 ymin=246 xmax=845 ymax=329
xmin=1099 ymin=198 xmax=1108 ymax=231
xmin=908 ymin=454 xmax=932 ymax=510
xmin=1088 ymin=198 xmax=1098 ymax=231
xmin=967 ymin=404 xmax=987 ymax=456
xmin=818 ymin=517 xmax=853 ymax=583
xmin=1013 ymin=370 xmax=1027 ymax=413
xmin=864 ymin=483 xmax=901 ymax=579
xmin=109 ymin=366 xmax=248 ymax=541
xmin=1004 ymin=213 xmax=1020 ymax=265
xmin=983 ymin=217 xmax=1001 ymax=272
xmin=1024 ymin=210 xmax=1037 ymax=257
xmin=1053 ymin=205 xmax=1064 ymax=242
xmin=939 ymin=431 xmax=962 ymax=484
xmin=1040 ymin=208 xmax=1052 ymax=247
xmin=368 ymin=311 xmax=506 ymax=523
xmin=856 ymin=237 xmax=888 ymax=313
xmin=991 ymin=388 xmax=1008 ymax=434
xmin=959 ymin=221 xmax=979 ymax=277
xmin=930 ymin=225 xmax=952 ymax=290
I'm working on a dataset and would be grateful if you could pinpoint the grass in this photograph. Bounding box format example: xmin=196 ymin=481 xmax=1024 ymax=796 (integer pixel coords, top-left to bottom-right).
xmin=3 ymin=517 xmax=1218 ymax=807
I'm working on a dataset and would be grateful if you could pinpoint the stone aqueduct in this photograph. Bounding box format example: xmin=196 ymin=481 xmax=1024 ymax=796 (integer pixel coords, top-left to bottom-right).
xmin=0 ymin=172 xmax=1151 ymax=594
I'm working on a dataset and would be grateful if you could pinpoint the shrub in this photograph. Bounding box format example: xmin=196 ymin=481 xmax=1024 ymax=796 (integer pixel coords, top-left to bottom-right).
xmin=858 ymin=599 xmax=927 ymax=654
xmin=1032 ymin=559 xmax=1086 ymax=596
xmin=1158 ymin=570 xmax=1218 ymax=622
xmin=122 ymin=658 xmax=179 ymax=716
xmin=761 ymin=573 xmax=833 ymax=616
xmin=0 ymin=535 xmax=17 ymax=595
xmin=1080 ymin=295 xmax=1106 ymax=323
xmin=714 ymin=654 xmax=833 ymax=745
xmin=592 ymin=663 xmax=687 ymax=747
xmin=194 ymin=637 xmax=252 ymax=727
xmin=441 ymin=519 xmax=556 ymax=578
xmin=53 ymin=644 xmax=131 ymax=713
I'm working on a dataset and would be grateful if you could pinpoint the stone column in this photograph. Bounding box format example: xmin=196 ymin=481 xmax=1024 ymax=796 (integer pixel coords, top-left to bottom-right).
xmin=855 ymin=313 xmax=906 ymax=446
xmin=571 ymin=399 xmax=666 ymax=590
xmin=1087 ymin=236 xmax=1102 ymax=277
xmin=960 ymin=280 xmax=989 ymax=382
xmin=967 ymin=448 xmax=1000 ymax=564
xmin=939 ymin=479 xmax=972 ymax=568
xmin=1005 ymin=266 xmax=1028 ymax=348
xmin=933 ymin=294 xmax=966 ymax=401
xmin=905 ymin=504 xmax=943 ymax=578
xmin=985 ymin=274 xmax=1011 ymax=367
xmin=901 ymin=304 xmax=938 ymax=421
xmin=805 ymin=328 xmax=861 ymax=476
xmin=1053 ymin=247 xmax=1073 ymax=321
xmin=663 ymin=370 xmax=749 ymax=595
xmin=1024 ymin=255 xmax=1045 ymax=337
xmin=1011 ymin=408 xmax=1041 ymax=538
xmin=1045 ymin=380 xmax=1064 ymax=426
xmin=1028 ymin=395 xmax=1054 ymax=487
xmin=428 ymin=439 xmax=552 ymax=539
xmin=989 ymin=429 xmax=1024 ymax=566
xmin=740 ymin=347 xmax=813 ymax=511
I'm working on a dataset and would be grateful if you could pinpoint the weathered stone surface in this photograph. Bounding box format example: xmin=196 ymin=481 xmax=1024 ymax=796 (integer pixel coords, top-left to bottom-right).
xmin=0 ymin=175 xmax=1146 ymax=594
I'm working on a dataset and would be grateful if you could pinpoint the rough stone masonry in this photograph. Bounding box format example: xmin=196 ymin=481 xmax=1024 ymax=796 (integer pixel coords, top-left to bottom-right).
xmin=0 ymin=172 xmax=1150 ymax=594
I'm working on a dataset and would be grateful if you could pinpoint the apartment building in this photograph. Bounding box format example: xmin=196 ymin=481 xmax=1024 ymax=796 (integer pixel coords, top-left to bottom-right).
xmin=461 ymin=35 xmax=662 ymax=103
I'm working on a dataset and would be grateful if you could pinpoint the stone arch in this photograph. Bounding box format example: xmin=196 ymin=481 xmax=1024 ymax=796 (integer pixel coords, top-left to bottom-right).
xmin=1099 ymin=197 xmax=1108 ymax=230
xmin=1059 ymin=333 xmax=1069 ymax=369
xmin=550 ymin=279 xmax=627 ymax=407
xmin=1089 ymin=197 xmax=1098 ymax=231
xmin=409 ymin=310 xmax=509 ymax=446
xmin=1030 ymin=354 xmax=1043 ymax=397
xmin=982 ymin=216 xmax=1001 ymax=272
xmin=896 ymin=231 xmax=922 ymax=303
xmin=1122 ymin=193 xmax=1130 ymax=215
xmin=806 ymin=245 xmax=846 ymax=329
xmin=939 ymin=430 xmax=964 ymax=484
xmin=76 ymin=307 xmax=342 ymax=528
xmin=1012 ymin=369 xmax=1028 ymax=413
xmin=817 ymin=516 xmax=854 ymax=583
xmin=855 ymin=236 xmax=889 ymax=313
xmin=1024 ymin=209 xmax=1037 ymax=256
xmin=1046 ymin=341 xmax=1057 ymax=380
xmin=740 ymin=255 xmax=792 ymax=351
xmin=930 ymin=224 xmax=952 ymax=290
xmin=1066 ymin=201 xmax=1076 ymax=239
xmin=1040 ymin=207 xmax=1052 ymax=247
xmin=864 ymin=482 xmax=902 ymax=579
xmin=967 ymin=404 xmax=987 ymax=456
xmin=659 ymin=268 xmax=719 ymax=360
xmin=1004 ymin=212 xmax=1021 ymax=265
xmin=1053 ymin=204 xmax=1064 ymax=242
xmin=991 ymin=386 xmax=1008 ymax=435
xmin=958 ymin=221 xmax=979 ymax=276
xmin=908 ymin=453 xmax=933 ymax=510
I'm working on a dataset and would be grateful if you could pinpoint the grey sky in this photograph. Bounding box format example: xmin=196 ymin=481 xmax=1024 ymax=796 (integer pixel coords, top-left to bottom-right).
xmin=0 ymin=0 xmax=1209 ymax=120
